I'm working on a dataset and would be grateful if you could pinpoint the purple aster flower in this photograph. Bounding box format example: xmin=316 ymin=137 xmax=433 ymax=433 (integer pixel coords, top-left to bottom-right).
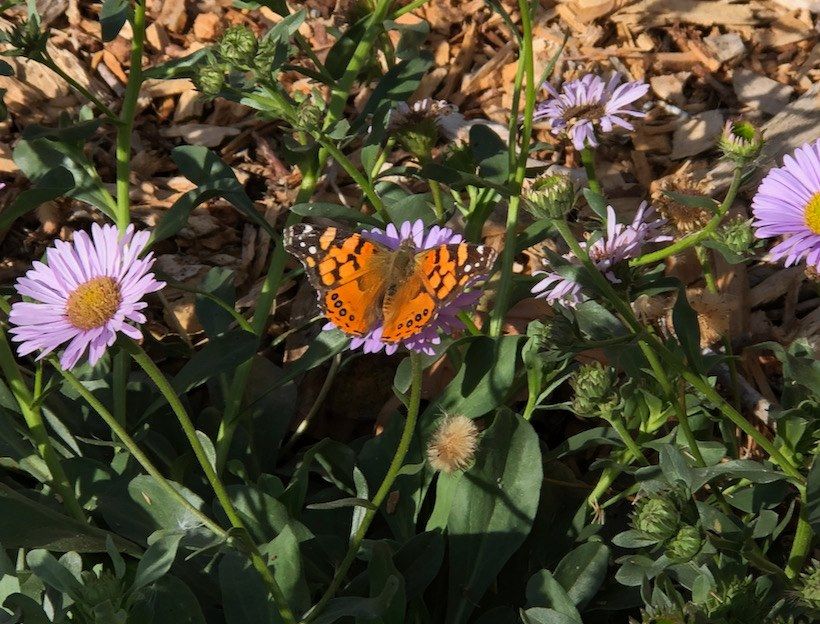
xmin=325 ymin=220 xmax=488 ymax=356
xmin=534 ymin=73 xmax=649 ymax=151
xmin=752 ymin=139 xmax=820 ymax=271
xmin=9 ymin=223 xmax=164 ymax=370
xmin=532 ymin=203 xmax=670 ymax=307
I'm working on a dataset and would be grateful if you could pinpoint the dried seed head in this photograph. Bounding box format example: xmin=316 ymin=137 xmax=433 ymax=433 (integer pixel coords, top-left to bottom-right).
xmin=651 ymin=164 xmax=713 ymax=234
xmin=427 ymin=414 xmax=479 ymax=473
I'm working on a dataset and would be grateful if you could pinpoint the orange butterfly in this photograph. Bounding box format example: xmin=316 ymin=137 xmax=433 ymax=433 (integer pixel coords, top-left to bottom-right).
xmin=283 ymin=224 xmax=497 ymax=343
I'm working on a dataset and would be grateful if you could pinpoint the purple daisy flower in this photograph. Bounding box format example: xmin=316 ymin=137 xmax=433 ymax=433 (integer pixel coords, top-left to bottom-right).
xmin=533 ymin=73 xmax=649 ymax=151
xmin=752 ymin=139 xmax=820 ymax=271
xmin=326 ymin=220 xmax=486 ymax=356
xmin=9 ymin=223 xmax=164 ymax=370
xmin=532 ymin=203 xmax=670 ymax=307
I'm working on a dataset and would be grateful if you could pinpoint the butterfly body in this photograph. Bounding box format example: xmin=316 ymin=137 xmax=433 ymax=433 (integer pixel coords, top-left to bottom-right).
xmin=284 ymin=224 xmax=496 ymax=344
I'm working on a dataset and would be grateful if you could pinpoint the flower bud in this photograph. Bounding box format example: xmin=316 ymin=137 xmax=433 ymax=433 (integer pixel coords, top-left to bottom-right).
xmin=78 ymin=570 xmax=123 ymax=609
xmin=218 ymin=25 xmax=257 ymax=67
xmin=2 ymin=18 xmax=49 ymax=59
xmin=632 ymin=497 xmax=680 ymax=542
xmin=526 ymin=174 xmax=576 ymax=220
xmin=718 ymin=216 xmax=755 ymax=255
xmin=427 ymin=414 xmax=479 ymax=473
xmin=570 ymin=361 xmax=617 ymax=416
xmin=195 ymin=62 xmax=226 ymax=97
xmin=719 ymin=119 xmax=763 ymax=162
xmin=664 ymin=524 xmax=703 ymax=561
xmin=387 ymin=99 xmax=462 ymax=159
xmin=705 ymin=576 xmax=758 ymax=621
xmin=796 ymin=560 xmax=820 ymax=612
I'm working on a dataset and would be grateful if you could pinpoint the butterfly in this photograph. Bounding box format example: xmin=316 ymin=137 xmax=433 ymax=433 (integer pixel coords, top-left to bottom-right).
xmin=283 ymin=224 xmax=497 ymax=343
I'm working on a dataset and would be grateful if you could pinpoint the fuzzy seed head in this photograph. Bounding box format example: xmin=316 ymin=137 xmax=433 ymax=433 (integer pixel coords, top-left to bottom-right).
xmin=427 ymin=415 xmax=479 ymax=473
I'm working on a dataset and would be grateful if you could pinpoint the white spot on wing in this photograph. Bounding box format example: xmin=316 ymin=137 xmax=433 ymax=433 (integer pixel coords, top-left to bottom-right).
xmin=308 ymin=245 xmax=317 ymax=254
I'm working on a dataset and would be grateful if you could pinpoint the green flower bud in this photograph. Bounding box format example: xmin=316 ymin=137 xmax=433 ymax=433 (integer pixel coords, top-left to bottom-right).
xmin=388 ymin=100 xmax=461 ymax=160
xmin=719 ymin=119 xmax=763 ymax=163
xmin=195 ymin=62 xmax=226 ymax=97
xmin=78 ymin=570 xmax=123 ymax=609
xmin=719 ymin=216 xmax=755 ymax=255
xmin=570 ymin=361 xmax=617 ymax=416
xmin=664 ymin=524 xmax=703 ymax=561
xmin=632 ymin=497 xmax=680 ymax=542
xmin=218 ymin=25 xmax=257 ymax=67
xmin=636 ymin=605 xmax=701 ymax=624
xmin=796 ymin=560 xmax=820 ymax=612
xmin=1 ymin=18 xmax=49 ymax=59
xmin=526 ymin=173 xmax=576 ymax=220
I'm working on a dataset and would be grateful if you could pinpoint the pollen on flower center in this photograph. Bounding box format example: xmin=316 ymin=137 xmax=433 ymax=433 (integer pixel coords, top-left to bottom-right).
xmin=65 ymin=277 xmax=122 ymax=330
xmin=804 ymin=192 xmax=820 ymax=234
xmin=562 ymin=102 xmax=606 ymax=122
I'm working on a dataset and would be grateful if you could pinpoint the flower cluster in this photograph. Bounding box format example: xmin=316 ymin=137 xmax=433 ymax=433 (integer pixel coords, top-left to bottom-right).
xmin=532 ymin=203 xmax=670 ymax=307
xmin=9 ymin=224 xmax=164 ymax=370
xmin=534 ymin=73 xmax=648 ymax=151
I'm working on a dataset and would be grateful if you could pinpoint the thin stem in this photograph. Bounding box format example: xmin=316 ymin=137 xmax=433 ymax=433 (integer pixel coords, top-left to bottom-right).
xmin=54 ymin=361 xmax=228 ymax=538
xmin=580 ymin=147 xmax=603 ymax=196
xmin=428 ymin=179 xmax=446 ymax=224
xmin=114 ymin=0 xmax=147 ymax=234
xmin=281 ymin=353 xmax=341 ymax=456
xmin=604 ymin=412 xmax=649 ymax=466
xmin=38 ymin=56 xmax=118 ymax=119
xmin=313 ymin=135 xmax=388 ymax=220
xmin=695 ymin=245 xmax=717 ymax=293
xmin=0 ymin=331 xmax=86 ymax=522
xmin=113 ymin=350 xmax=128 ymax=429
xmin=631 ymin=166 xmax=743 ymax=267
xmin=394 ymin=0 xmax=429 ymax=18
xmin=489 ymin=0 xmax=536 ymax=337
xmin=304 ymin=352 xmax=424 ymax=624
xmin=785 ymin=502 xmax=813 ymax=579
xmin=124 ymin=340 xmax=297 ymax=624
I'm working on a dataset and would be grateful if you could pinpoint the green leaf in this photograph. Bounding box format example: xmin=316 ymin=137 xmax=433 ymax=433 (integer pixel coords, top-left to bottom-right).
xmin=14 ymin=137 xmax=116 ymax=219
xmin=3 ymin=594 xmax=51 ymax=624
xmin=143 ymin=49 xmax=210 ymax=80
xmin=220 ymin=551 xmax=275 ymax=624
xmin=100 ymin=0 xmax=129 ymax=41
xmin=446 ymin=410 xmax=542 ymax=624
xmin=195 ymin=267 xmax=237 ymax=338
xmin=582 ymin=188 xmax=607 ymax=220
xmin=385 ymin=18 xmax=430 ymax=61
xmin=808 ymin=460 xmax=820 ymax=535
xmin=171 ymin=330 xmax=258 ymax=394
xmin=0 ymin=166 xmax=74 ymax=230
xmin=129 ymin=575 xmax=206 ymax=624
xmin=266 ymin=525 xmax=311 ymax=616
xmin=290 ymin=202 xmax=383 ymax=227
xmin=428 ymin=336 xmax=523 ymax=420
xmin=0 ymin=482 xmax=139 ymax=554
xmin=364 ymin=542 xmax=406 ymax=624
xmin=691 ymin=459 xmax=788 ymax=490
xmin=525 ymin=570 xmax=582 ymax=621
xmin=658 ymin=445 xmax=694 ymax=491
xmin=672 ymin=286 xmax=703 ymax=372
xmin=274 ymin=328 xmax=349 ymax=390
xmin=310 ymin=576 xmax=400 ymax=624
xmin=131 ymin=532 xmax=183 ymax=594
xmin=663 ymin=190 xmax=718 ymax=211
xmin=522 ymin=607 xmax=582 ymax=624
xmin=305 ymin=497 xmax=376 ymax=511
xmin=393 ymin=530 xmax=444 ymax=601
xmin=552 ymin=542 xmax=610 ymax=609
xmin=0 ymin=60 xmax=13 ymax=76
xmin=25 ymin=549 xmax=83 ymax=597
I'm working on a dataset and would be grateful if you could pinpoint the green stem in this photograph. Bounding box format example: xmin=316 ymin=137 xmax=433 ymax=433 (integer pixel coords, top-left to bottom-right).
xmin=113 ymin=350 xmax=128 ymax=429
xmin=54 ymin=361 xmax=228 ymax=538
xmin=604 ymin=412 xmax=649 ymax=466
xmin=114 ymin=0 xmax=147 ymax=234
xmin=303 ymin=352 xmax=424 ymax=624
xmin=394 ymin=0 xmax=429 ymax=18
xmin=695 ymin=245 xmax=717 ymax=293
xmin=489 ymin=0 xmax=536 ymax=337
xmin=124 ymin=340 xmax=297 ymax=624
xmin=0 ymin=331 xmax=86 ymax=522
xmin=38 ymin=56 xmax=118 ymax=120
xmin=785 ymin=502 xmax=813 ymax=579
xmin=428 ymin=179 xmax=446 ymax=224
xmin=631 ymin=166 xmax=743 ymax=267
xmin=313 ymin=136 xmax=388 ymax=220
xmin=580 ymin=147 xmax=603 ymax=196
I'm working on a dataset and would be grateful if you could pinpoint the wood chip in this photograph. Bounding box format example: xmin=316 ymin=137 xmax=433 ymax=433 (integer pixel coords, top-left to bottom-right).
xmin=612 ymin=0 xmax=756 ymax=27
xmin=703 ymin=33 xmax=746 ymax=63
xmin=733 ymin=68 xmax=794 ymax=115
xmin=160 ymin=123 xmax=241 ymax=148
xmin=193 ymin=13 xmax=221 ymax=41
xmin=670 ymin=110 xmax=724 ymax=160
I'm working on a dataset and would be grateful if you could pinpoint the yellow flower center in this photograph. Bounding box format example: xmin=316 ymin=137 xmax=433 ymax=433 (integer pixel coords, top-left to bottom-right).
xmin=65 ymin=277 xmax=121 ymax=330
xmin=805 ymin=192 xmax=820 ymax=235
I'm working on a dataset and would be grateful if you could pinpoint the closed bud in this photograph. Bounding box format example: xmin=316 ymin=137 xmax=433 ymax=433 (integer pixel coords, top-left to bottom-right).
xmin=705 ymin=575 xmax=760 ymax=621
xmin=78 ymin=570 xmax=123 ymax=609
xmin=387 ymin=99 xmax=462 ymax=159
xmin=570 ymin=361 xmax=617 ymax=416
xmin=526 ymin=174 xmax=576 ymax=220
xmin=427 ymin=414 xmax=479 ymax=473
xmin=2 ymin=18 xmax=49 ymax=59
xmin=719 ymin=119 xmax=763 ymax=163
xmin=664 ymin=524 xmax=703 ymax=561
xmin=218 ymin=25 xmax=257 ymax=67
xmin=195 ymin=62 xmax=226 ymax=97
xmin=632 ymin=497 xmax=680 ymax=542
xmin=796 ymin=560 xmax=820 ymax=612
xmin=718 ymin=216 xmax=755 ymax=255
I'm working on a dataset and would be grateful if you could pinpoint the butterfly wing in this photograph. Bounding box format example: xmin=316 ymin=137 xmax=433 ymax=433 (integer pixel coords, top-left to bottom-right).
xmin=284 ymin=224 xmax=388 ymax=337
xmin=380 ymin=242 xmax=497 ymax=343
